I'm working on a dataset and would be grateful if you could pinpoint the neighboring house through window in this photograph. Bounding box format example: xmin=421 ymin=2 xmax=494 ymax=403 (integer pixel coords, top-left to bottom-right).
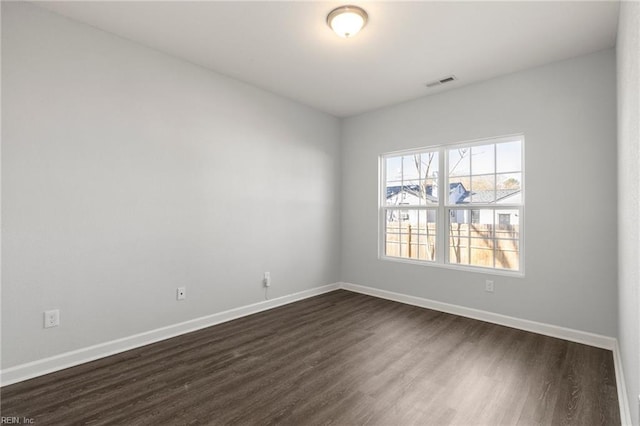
xmin=498 ymin=214 xmax=511 ymax=226
xmin=471 ymin=210 xmax=480 ymax=224
xmin=380 ymin=135 xmax=524 ymax=273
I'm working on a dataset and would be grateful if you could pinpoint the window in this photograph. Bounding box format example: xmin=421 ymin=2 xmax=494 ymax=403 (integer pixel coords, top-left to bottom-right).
xmin=380 ymin=135 xmax=524 ymax=274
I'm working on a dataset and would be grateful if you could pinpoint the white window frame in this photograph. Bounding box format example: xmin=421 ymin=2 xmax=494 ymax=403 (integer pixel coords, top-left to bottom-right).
xmin=379 ymin=134 xmax=525 ymax=277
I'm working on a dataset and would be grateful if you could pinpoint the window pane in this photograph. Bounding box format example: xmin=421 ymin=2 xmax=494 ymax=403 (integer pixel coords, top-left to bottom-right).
xmin=449 ymin=208 xmax=468 ymax=225
xmin=420 ymin=151 xmax=439 ymax=205
xmin=471 ymin=210 xmax=480 ymax=224
xmin=496 ymin=141 xmax=522 ymax=173
xmin=385 ymin=156 xmax=403 ymax=206
xmin=470 ymin=238 xmax=494 ymax=267
xmin=471 ymin=144 xmax=495 ymax=175
xmin=496 ymin=173 xmax=521 ymax=190
xmin=471 ymin=174 xmax=495 ymax=191
xmin=449 ymin=209 xmax=497 ymax=268
xmin=385 ymin=181 xmax=401 ymax=206
xmin=402 ymin=155 xmax=420 ymax=180
xmin=494 ymin=209 xmax=519 ymax=239
xmin=422 ymin=179 xmax=438 ymax=204
xmin=399 ymin=209 xmax=412 ymax=223
xmin=449 ymin=237 xmax=469 ymax=265
xmin=448 ymin=209 xmax=469 ymax=264
xmin=386 ymin=156 xmax=402 ymax=182
xmin=448 ymin=148 xmax=470 ymax=176
xmin=470 ymin=175 xmax=496 ymax=203
xmin=411 ymin=210 xmax=424 ymax=260
xmin=386 ymin=242 xmax=400 ymax=257
xmin=385 ymin=209 xmax=401 ymax=257
xmin=387 ymin=183 xmax=421 ymax=206
xmin=401 ymin=181 xmax=421 ymax=206
xmin=387 ymin=153 xmax=439 ymax=206
xmin=385 ymin=208 xmax=435 ymax=261
xmin=416 ymin=209 xmax=437 ymax=261
xmin=449 ymin=178 xmax=471 ymax=204
xmin=496 ymin=172 xmax=521 ymax=191
xmin=495 ymin=239 xmax=520 ymax=270
xmin=496 ymin=173 xmax=522 ymax=205
xmin=494 ymin=208 xmax=520 ymax=228
xmin=469 ymin=209 xmax=493 ymax=238
xmin=420 ymin=152 xmax=439 ymax=179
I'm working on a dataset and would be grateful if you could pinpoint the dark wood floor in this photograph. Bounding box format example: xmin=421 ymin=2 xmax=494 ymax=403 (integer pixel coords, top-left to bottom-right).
xmin=1 ymin=290 xmax=620 ymax=425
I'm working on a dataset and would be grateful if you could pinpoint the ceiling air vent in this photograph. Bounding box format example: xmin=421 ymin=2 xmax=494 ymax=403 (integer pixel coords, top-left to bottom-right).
xmin=425 ymin=75 xmax=457 ymax=88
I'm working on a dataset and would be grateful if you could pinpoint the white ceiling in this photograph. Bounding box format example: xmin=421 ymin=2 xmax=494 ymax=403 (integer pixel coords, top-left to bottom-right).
xmin=35 ymin=1 xmax=620 ymax=117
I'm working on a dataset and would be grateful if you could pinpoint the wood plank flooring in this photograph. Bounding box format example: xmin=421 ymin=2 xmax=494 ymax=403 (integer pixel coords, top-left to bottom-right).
xmin=1 ymin=290 xmax=620 ymax=425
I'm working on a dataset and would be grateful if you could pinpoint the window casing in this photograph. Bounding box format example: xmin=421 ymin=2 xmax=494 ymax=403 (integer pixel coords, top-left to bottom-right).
xmin=380 ymin=135 xmax=524 ymax=275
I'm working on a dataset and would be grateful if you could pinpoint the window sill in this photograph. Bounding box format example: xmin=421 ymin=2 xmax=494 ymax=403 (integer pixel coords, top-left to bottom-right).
xmin=379 ymin=255 xmax=525 ymax=278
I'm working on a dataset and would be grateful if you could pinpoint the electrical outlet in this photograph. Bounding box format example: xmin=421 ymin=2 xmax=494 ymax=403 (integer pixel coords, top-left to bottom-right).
xmin=263 ymin=272 xmax=271 ymax=287
xmin=177 ymin=287 xmax=186 ymax=301
xmin=485 ymin=280 xmax=494 ymax=293
xmin=44 ymin=309 xmax=60 ymax=328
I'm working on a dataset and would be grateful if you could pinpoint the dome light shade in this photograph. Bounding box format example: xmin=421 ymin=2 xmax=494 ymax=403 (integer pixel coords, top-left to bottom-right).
xmin=327 ymin=5 xmax=368 ymax=38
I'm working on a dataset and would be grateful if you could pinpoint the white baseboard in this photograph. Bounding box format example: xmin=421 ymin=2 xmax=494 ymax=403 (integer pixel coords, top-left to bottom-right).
xmin=340 ymin=282 xmax=616 ymax=349
xmin=0 ymin=283 xmax=340 ymax=387
xmin=339 ymin=282 xmax=631 ymax=425
xmin=612 ymin=340 xmax=633 ymax=425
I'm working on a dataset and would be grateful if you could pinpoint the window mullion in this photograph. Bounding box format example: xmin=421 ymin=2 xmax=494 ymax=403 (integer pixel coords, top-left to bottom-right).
xmin=380 ymin=156 xmax=386 ymax=258
xmin=492 ymin=206 xmax=496 ymax=269
xmin=438 ymin=147 xmax=446 ymax=264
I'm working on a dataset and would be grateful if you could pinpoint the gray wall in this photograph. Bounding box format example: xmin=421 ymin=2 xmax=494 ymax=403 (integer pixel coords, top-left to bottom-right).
xmin=617 ymin=1 xmax=640 ymax=424
xmin=341 ymin=49 xmax=618 ymax=337
xmin=1 ymin=2 xmax=341 ymax=368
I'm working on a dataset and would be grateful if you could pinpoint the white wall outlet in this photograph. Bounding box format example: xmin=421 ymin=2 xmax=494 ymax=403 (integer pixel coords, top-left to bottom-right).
xmin=485 ymin=280 xmax=494 ymax=293
xmin=177 ymin=287 xmax=186 ymax=301
xmin=44 ymin=309 xmax=60 ymax=328
xmin=263 ymin=272 xmax=271 ymax=287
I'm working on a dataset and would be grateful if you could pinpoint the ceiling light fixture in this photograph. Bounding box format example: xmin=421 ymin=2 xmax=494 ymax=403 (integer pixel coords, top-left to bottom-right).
xmin=327 ymin=5 xmax=368 ymax=38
